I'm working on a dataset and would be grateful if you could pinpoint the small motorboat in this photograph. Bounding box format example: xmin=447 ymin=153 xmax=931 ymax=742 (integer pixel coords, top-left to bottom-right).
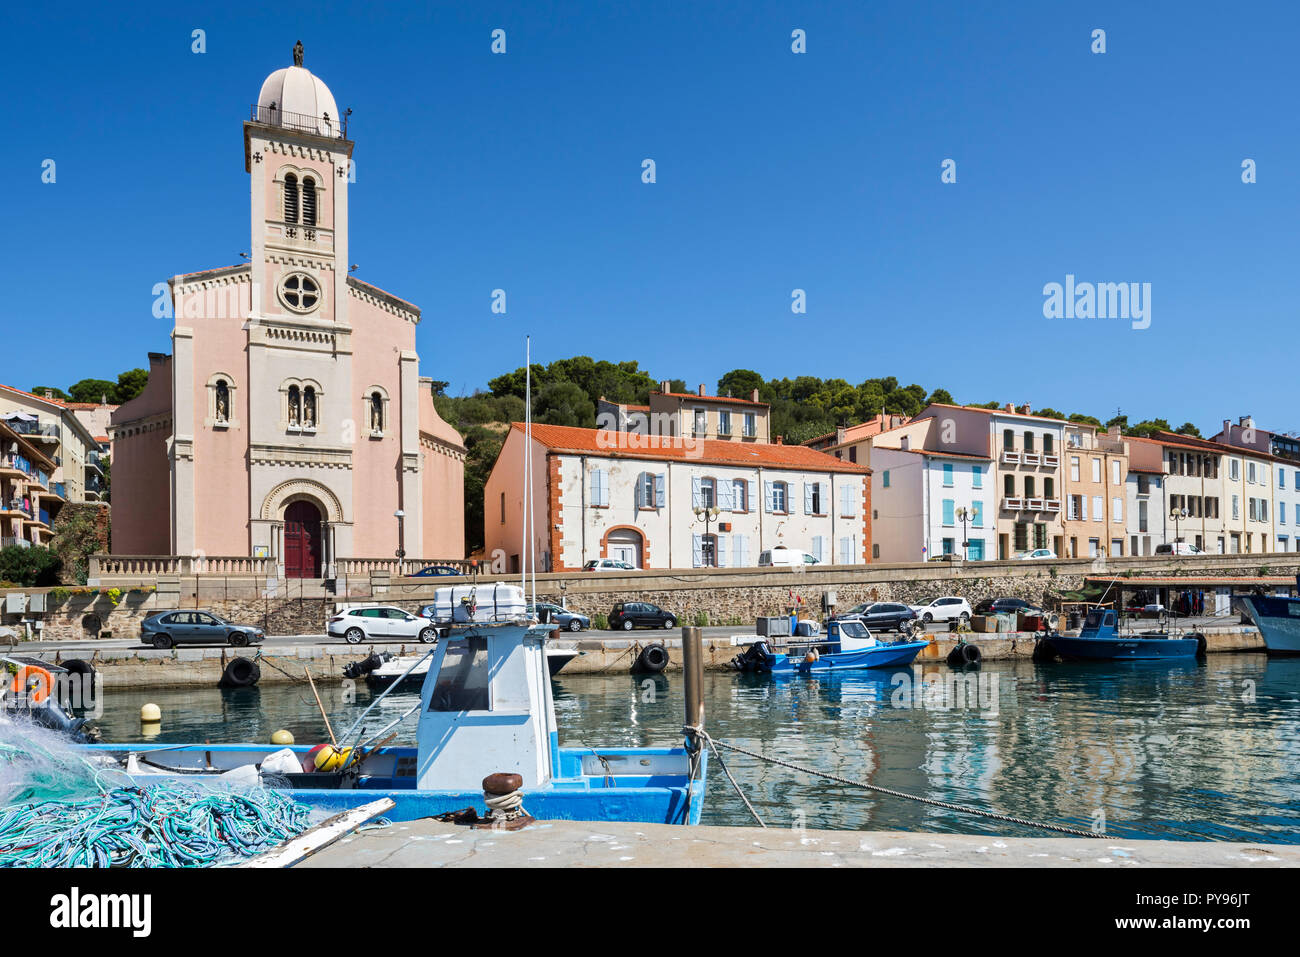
xmin=1238 ymin=581 xmax=1300 ymax=654
xmin=1039 ymin=608 xmax=1205 ymax=661
xmin=1 ymin=655 xmax=101 ymax=742
xmin=731 ymin=619 xmax=930 ymax=674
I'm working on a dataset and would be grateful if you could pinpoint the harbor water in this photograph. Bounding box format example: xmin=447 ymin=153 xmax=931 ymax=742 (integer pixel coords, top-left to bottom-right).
xmin=81 ymin=652 xmax=1300 ymax=843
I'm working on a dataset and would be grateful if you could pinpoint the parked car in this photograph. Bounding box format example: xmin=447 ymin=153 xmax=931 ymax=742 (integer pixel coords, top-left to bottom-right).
xmin=1014 ymin=548 xmax=1057 ymax=560
xmin=528 ymin=602 xmax=590 ymax=632
xmin=409 ymin=564 xmax=463 ymax=577
xmin=973 ymin=597 xmax=1044 ymax=617
xmin=140 ymin=611 xmax=266 ymax=649
xmin=758 ymin=546 xmax=819 ymax=568
xmin=1155 ymin=543 xmax=1203 ymax=556
xmin=830 ymin=601 xmax=917 ymax=633
xmin=608 ymin=602 xmax=677 ymax=630
xmin=329 ymin=605 xmax=439 ymax=644
xmin=909 ymin=596 xmax=972 ymax=624
xmin=584 ymin=558 xmax=636 ymax=572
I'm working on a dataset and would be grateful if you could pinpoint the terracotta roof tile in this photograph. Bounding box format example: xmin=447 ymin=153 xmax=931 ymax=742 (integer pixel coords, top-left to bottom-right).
xmin=513 ymin=422 xmax=869 ymax=473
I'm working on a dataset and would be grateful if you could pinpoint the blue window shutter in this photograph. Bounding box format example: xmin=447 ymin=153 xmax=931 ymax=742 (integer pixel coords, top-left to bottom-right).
xmin=635 ymin=472 xmax=645 ymax=508
xmin=655 ymin=473 xmax=666 ymax=507
xmin=972 ymin=465 xmax=982 ymax=488
xmin=973 ymin=501 xmax=983 ymax=527
xmin=942 ymin=499 xmax=955 ymax=525
xmin=599 ymin=469 xmax=608 ymax=506
xmin=748 ymin=479 xmax=757 ymax=512
xmin=692 ymin=534 xmax=703 ymax=567
xmin=719 ymin=479 xmax=733 ymax=511
xmin=692 ymin=476 xmax=702 ymax=508
xmin=804 ymin=482 xmax=813 ymax=514
xmin=735 ymin=534 xmax=747 ymax=566
xmin=716 ymin=535 xmax=727 ymax=567
xmin=764 ymin=481 xmax=775 ymax=512
xmin=943 ymin=463 xmax=953 ymax=486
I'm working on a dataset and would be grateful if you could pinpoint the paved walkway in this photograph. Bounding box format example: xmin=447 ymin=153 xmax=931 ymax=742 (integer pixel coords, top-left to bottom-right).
xmin=299 ymin=818 xmax=1299 ymax=868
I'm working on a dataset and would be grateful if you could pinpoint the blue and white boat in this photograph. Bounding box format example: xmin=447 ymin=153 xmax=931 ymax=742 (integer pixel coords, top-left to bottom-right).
xmin=732 ymin=619 xmax=930 ymax=674
xmin=79 ymin=612 xmax=707 ymax=826
xmin=1238 ymin=586 xmax=1300 ymax=655
xmin=1042 ymin=608 xmax=1204 ymax=661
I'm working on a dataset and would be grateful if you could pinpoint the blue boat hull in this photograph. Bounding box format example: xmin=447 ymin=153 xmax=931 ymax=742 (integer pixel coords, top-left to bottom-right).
xmin=1046 ymin=634 xmax=1199 ymax=661
xmin=767 ymin=639 xmax=930 ymax=674
xmin=1239 ymin=595 xmax=1300 ymax=655
xmin=78 ymin=744 xmax=707 ymax=826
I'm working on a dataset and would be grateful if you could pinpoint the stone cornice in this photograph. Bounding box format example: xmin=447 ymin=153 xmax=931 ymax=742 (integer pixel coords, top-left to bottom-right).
xmin=347 ymin=277 xmax=420 ymax=324
xmin=250 ymin=443 xmax=353 ymax=469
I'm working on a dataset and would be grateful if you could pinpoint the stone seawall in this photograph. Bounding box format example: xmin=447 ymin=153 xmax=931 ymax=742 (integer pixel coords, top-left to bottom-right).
xmin=7 ymin=552 xmax=1298 ymax=642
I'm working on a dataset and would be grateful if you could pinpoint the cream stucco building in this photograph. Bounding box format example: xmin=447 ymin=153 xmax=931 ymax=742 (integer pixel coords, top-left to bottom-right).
xmin=110 ymin=48 xmax=465 ymax=576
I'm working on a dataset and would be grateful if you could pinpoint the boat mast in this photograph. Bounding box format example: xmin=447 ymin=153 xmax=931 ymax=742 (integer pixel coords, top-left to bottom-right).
xmin=522 ymin=336 xmax=530 ymax=602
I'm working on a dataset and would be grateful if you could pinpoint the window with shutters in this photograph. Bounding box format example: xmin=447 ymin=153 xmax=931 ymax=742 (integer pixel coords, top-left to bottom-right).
xmin=773 ymin=482 xmax=788 ymax=513
xmin=638 ymin=472 xmax=655 ymax=509
xmin=284 ymin=173 xmax=300 ymax=223
xmin=301 ymin=176 xmax=317 ymax=227
xmin=839 ymin=484 xmax=855 ymax=518
xmin=810 ymin=482 xmax=823 ymax=515
xmin=700 ymin=477 xmax=716 ymax=509
xmin=732 ymin=479 xmax=747 ymax=512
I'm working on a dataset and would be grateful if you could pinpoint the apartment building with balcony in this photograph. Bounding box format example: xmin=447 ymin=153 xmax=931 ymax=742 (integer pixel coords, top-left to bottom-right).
xmin=867 ymin=416 xmax=992 ymax=561
xmin=1146 ymin=431 xmax=1227 ymax=553
xmin=1211 ymin=415 xmax=1300 ymax=552
xmin=0 ymin=417 xmax=61 ymax=549
xmin=596 ymin=382 xmax=770 ymax=443
xmin=980 ymin=405 xmax=1066 ymax=558
xmin=1124 ymin=436 xmax=1168 ymax=556
xmin=0 ymin=385 xmax=106 ymax=505
xmin=1060 ymin=423 xmax=1129 ymax=558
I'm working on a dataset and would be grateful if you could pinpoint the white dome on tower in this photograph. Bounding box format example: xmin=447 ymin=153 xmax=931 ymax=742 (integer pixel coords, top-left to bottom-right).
xmin=255 ymin=45 xmax=342 ymax=138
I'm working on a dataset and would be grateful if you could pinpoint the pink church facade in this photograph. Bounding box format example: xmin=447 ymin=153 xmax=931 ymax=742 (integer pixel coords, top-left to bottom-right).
xmin=111 ymin=51 xmax=465 ymax=576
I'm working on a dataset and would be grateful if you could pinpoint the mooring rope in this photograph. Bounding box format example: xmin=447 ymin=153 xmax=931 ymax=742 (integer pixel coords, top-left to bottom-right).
xmin=686 ymin=727 xmax=1108 ymax=839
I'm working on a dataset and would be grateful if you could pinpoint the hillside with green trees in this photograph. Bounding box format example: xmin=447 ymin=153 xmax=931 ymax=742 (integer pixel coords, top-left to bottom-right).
xmin=29 ymin=368 xmax=148 ymax=404
xmin=433 ymin=357 xmax=1208 ymax=553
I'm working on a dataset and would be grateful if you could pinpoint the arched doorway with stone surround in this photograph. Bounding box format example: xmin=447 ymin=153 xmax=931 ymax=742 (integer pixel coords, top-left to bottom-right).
xmin=259 ymin=479 xmax=346 ymax=579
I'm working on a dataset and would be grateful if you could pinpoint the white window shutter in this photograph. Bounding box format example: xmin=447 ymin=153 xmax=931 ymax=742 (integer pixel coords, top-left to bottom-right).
xmin=655 ymin=473 xmax=666 ymax=507
xmin=821 ymin=481 xmax=829 ymax=514
xmin=813 ymin=535 xmax=824 ymax=562
xmin=599 ymin=470 xmax=609 ymax=506
xmin=748 ymin=479 xmax=757 ymax=512
xmin=804 ymin=482 xmax=813 ymax=514
xmin=692 ymin=476 xmax=702 ymax=509
xmin=716 ymin=535 xmax=727 ymax=567
xmin=719 ymin=479 xmax=733 ymax=511
xmin=692 ymin=534 xmax=703 ymax=568
xmin=734 ymin=534 xmax=747 ymax=567
xmin=764 ymin=481 xmax=775 ymax=513
xmin=1081 ymin=495 xmax=1088 ymax=521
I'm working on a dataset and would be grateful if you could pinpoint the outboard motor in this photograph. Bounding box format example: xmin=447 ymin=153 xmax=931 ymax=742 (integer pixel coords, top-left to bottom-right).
xmin=728 ymin=641 xmax=773 ymax=672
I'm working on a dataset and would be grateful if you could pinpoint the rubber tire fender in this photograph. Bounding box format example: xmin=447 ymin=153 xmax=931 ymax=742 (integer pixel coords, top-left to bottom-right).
xmin=220 ymin=657 xmax=261 ymax=688
xmin=635 ymin=643 xmax=670 ymax=674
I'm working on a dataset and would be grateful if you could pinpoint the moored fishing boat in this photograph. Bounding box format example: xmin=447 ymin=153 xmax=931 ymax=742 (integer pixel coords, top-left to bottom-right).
xmin=76 ymin=594 xmax=707 ymax=826
xmin=1040 ymin=608 xmax=1204 ymax=661
xmin=1238 ymin=584 xmax=1300 ymax=655
xmin=731 ymin=619 xmax=930 ymax=674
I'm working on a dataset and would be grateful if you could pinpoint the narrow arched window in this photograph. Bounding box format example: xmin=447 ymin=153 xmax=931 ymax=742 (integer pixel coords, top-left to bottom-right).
xmin=301 ymin=177 xmax=317 ymax=226
xmin=284 ymin=173 xmax=300 ymax=223
xmin=370 ymin=392 xmax=384 ymax=433
xmin=288 ymin=385 xmax=301 ymax=427
xmin=303 ymin=386 xmax=316 ymax=428
xmin=214 ymin=380 xmax=230 ymax=423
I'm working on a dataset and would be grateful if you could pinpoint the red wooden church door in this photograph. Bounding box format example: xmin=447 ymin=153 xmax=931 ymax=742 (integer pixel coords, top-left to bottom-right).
xmin=283 ymin=500 xmax=322 ymax=578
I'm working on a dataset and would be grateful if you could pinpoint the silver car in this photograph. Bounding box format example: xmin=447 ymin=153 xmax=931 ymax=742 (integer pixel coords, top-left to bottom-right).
xmin=328 ymin=605 xmax=439 ymax=644
xmin=140 ymin=610 xmax=266 ymax=649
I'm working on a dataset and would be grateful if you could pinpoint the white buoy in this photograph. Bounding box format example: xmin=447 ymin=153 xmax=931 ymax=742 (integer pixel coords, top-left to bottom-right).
xmin=141 ymin=703 xmax=161 ymax=723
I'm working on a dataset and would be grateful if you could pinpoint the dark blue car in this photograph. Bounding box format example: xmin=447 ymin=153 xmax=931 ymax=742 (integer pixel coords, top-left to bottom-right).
xmin=409 ymin=565 xmax=463 ymax=577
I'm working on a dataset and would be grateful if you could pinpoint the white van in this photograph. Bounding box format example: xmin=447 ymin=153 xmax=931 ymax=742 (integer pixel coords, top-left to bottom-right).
xmin=1155 ymin=543 xmax=1203 ymax=556
xmin=758 ymin=546 xmax=819 ymax=568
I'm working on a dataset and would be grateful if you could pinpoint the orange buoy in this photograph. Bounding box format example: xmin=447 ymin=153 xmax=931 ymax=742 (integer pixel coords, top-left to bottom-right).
xmin=9 ymin=664 xmax=53 ymax=705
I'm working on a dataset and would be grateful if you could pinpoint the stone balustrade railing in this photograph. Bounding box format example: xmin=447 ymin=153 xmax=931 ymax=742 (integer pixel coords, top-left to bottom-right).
xmin=89 ymin=554 xmax=478 ymax=580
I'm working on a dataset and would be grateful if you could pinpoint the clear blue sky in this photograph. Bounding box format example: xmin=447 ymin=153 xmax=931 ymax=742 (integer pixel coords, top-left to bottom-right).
xmin=2 ymin=1 xmax=1296 ymax=434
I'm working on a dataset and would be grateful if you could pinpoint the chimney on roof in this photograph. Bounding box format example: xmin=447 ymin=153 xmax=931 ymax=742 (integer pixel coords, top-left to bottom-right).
xmin=1020 ymin=403 xmax=1032 ymax=415
xmin=1223 ymin=419 xmax=1232 ymax=440
xmin=775 ymin=436 xmax=783 ymax=445
xmin=1241 ymin=415 xmax=1255 ymax=431
xmin=751 ymin=388 xmax=760 ymax=403
xmin=1004 ymin=403 xmax=1015 ymax=413
xmin=697 ymin=384 xmax=706 ymax=397
xmin=660 ymin=380 xmax=670 ymax=394
xmin=1107 ymin=424 xmax=1121 ymax=438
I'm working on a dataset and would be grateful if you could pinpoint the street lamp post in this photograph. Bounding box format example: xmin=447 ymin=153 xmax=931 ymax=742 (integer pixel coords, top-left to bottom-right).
xmin=955 ymin=506 xmax=973 ymax=561
xmin=394 ymin=508 xmax=406 ymax=575
xmin=693 ymin=504 xmax=722 ymax=566
xmin=1169 ymin=506 xmax=1188 ymax=547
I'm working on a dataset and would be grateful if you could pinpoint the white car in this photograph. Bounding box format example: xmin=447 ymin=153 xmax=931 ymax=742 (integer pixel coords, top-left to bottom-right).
xmin=583 ymin=559 xmax=636 ymax=572
xmin=909 ymin=596 xmax=972 ymax=624
xmin=328 ymin=605 xmax=439 ymax=644
xmin=1015 ymin=548 xmax=1057 ymax=560
xmin=759 ymin=546 xmax=819 ymax=568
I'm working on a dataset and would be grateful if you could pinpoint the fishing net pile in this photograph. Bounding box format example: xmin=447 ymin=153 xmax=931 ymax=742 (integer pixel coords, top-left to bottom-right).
xmin=0 ymin=724 xmax=312 ymax=867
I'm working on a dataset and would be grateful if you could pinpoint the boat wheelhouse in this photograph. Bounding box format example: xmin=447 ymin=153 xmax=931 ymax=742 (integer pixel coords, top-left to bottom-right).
xmin=1041 ymin=608 xmax=1204 ymax=662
